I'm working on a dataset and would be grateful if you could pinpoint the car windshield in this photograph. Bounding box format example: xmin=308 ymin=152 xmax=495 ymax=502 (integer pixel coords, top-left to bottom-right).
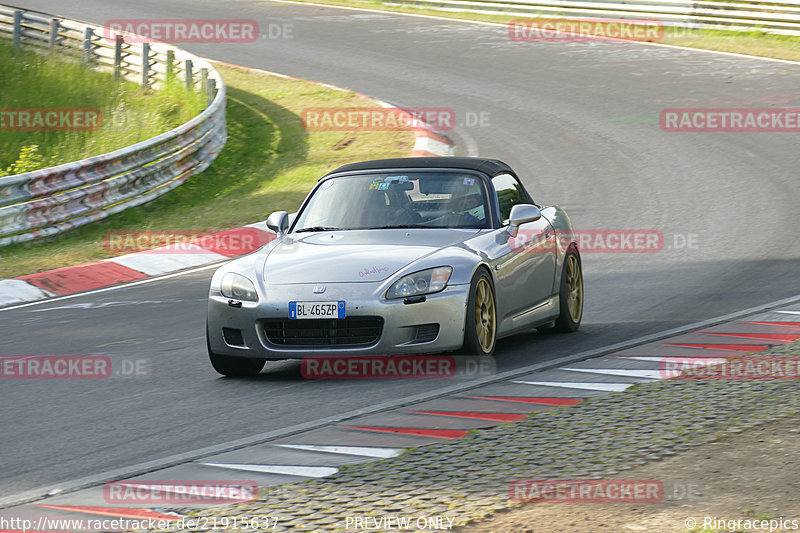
xmin=293 ymin=172 xmax=489 ymax=231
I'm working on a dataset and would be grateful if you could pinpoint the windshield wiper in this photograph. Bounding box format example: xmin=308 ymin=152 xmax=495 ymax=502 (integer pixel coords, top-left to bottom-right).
xmin=373 ymin=224 xmax=435 ymax=229
xmin=295 ymin=226 xmax=345 ymax=233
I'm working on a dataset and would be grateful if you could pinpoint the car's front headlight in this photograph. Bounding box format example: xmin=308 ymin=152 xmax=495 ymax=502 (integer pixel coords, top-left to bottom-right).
xmin=220 ymin=273 xmax=258 ymax=302
xmin=386 ymin=266 xmax=452 ymax=300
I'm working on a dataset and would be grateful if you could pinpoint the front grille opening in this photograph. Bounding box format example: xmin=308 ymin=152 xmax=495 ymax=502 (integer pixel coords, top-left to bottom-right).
xmin=222 ymin=327 xmax=245 ymax=347
xmin=262 ymin=317 xmax=383 ymax=346
xmin=412 ymin=323 xmax=440 ymax=343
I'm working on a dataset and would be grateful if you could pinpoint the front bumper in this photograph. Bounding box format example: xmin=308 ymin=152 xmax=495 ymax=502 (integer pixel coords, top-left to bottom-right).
xmin=207 ymin=281 xmax=470 ymax=359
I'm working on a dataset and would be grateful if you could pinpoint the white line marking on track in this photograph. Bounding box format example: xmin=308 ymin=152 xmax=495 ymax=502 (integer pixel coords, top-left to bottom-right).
xmin=274 ymin=444 xmax=403 ymax=458
xmin=613 ymin=356 xmax=727 ymax=364
xmin=562 ymin=368 xmax=662 ymax=379
xmin=450 ymin=126 xmax=479 ymax=156
xmin=512 ymin=380 xmax=634 ymax=391
xmin=201 ymin=463 xmax=338 ymax=477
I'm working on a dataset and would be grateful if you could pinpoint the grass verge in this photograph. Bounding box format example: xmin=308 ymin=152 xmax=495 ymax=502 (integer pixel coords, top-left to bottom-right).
xmin=0 ymin=39 xmax=205 ymax=174
xmin=0 ymin=63 xmax=414 ymax=279
xmin=268 ymin=0 xmax=800 ymax=62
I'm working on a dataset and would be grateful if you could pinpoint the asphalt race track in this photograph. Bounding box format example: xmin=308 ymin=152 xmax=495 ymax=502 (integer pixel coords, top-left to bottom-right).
xmin=2 ymin=0 xmax=800 ymax=502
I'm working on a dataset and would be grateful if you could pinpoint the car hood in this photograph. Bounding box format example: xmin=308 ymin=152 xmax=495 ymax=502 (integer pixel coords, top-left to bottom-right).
xmin=263 ymin=229 xmax=480 ymax=284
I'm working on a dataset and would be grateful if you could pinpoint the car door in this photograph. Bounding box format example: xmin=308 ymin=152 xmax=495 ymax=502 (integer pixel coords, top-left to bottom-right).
xmin=490 ymin=173 xmax=557 ymax=321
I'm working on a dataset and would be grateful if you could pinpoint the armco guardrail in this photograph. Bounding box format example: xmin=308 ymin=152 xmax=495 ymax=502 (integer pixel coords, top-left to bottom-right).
xmin=389 ymin=0 xmax=800 ymax=35
xmin=0 ymin=5 xmax=226 ymax=247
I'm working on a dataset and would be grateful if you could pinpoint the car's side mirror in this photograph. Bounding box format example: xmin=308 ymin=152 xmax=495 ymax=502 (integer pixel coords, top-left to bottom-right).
xmin=508 ymin=204 xmax=542 ymax=237
xmin=266 ymin=211 xmax=289 ymax=236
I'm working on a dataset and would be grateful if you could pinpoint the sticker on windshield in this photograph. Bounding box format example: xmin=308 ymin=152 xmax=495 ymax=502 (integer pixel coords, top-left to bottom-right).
xmin=463 ymin=178 xmax=475 ymax=186
xmin=321 ymin=179 xmax=334 ymax=190
xmin=369 ymin=182 xmax=389 ymax=190
xmin=384 ymin=175 xmax=409 ymax=183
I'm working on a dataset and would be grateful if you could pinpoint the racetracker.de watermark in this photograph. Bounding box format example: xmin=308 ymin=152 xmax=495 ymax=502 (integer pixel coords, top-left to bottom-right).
xmin=509 ymin=229 xmax=665 ymax=253
xmin=1 ymin=108 xmax=102 ymax=131
xmin=510 ymin=479 xmax=664 ymax=503
xmin=103 ymin=229 xmax=269 ymax=254
xmin=662 ymin=356 xmax=800 ymax=381
xmin=301 ymin=355 xmax=495 ymax=379
xmin=661 ymin=108 xmax=800 ymax=131
xmin=0 ymin=356 xmax=149 ymax=379
xmin=102 ymin=19 xmax=264 ymax=43
xmin=508 ymin=18 xmax=663 ymax=42
xmin=301 ymin=107 xmax=456 ymax=131
xmin=104 ymin=480 xmax=258 ymax=504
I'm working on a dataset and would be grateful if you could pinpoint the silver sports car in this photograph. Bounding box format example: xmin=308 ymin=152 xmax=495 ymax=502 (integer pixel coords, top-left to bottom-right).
xmin=207 ymin=157 xmax=583 ymax=376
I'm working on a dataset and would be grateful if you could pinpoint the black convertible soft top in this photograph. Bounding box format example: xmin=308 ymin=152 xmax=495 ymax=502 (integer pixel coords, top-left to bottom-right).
xmin=326 ymin=157 xmax=517 ymax=178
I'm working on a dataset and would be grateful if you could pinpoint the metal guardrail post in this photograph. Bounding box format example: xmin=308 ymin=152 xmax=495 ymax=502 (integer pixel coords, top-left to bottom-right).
xmin=184 ymin=59 xmax=193 ymax=88
xmin=208 ymin=78 xmax=217 ymax=106
xmin=141 ymin=42 xmax=150 ymax=88
xmin=114 ymin=35 xmax=123 ymax=80
xmin=201 ymin=67 xmax=209 ymax=97
xmin=82 ymin=27 xmax=93 ymax=66
xmin=49 ymin=18 xmax=59 ymax=50
xmin=166 ymin=50 xmax=175 ymax=81
xmin=12 ymin=10 xmax=21 ymax=49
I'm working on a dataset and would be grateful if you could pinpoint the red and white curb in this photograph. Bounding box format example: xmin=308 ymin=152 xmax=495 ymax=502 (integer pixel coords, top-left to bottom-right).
xmin=411 ymin=129 xmax=454 ymax=157
xmin=0 ymin=64 xmax=454 ymax=309
xmin=367 ymin=97 xmax=454 ymax=157
xmin=0 ymin=227 xmax=276 ymax=307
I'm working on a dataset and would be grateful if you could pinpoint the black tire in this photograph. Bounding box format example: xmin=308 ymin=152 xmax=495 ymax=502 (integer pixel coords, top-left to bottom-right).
xmin=461 ymin=268 xmax=497 ymax=355
xmin=207 ymin=325 xmax=266 ymax=377
xmin=548 ymin=250 xmax=583 ymax=333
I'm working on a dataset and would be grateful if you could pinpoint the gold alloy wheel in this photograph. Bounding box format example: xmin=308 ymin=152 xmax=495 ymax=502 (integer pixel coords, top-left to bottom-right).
xmin=565 ymin=254 xmax=584 ymax=323
xmin=474 ymin=277 xmax=496 ymax=353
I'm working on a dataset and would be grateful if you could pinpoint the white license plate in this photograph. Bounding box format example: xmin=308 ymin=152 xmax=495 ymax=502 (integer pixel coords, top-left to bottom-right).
xmin=288 ymin=301 xmax=346 ymax=319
